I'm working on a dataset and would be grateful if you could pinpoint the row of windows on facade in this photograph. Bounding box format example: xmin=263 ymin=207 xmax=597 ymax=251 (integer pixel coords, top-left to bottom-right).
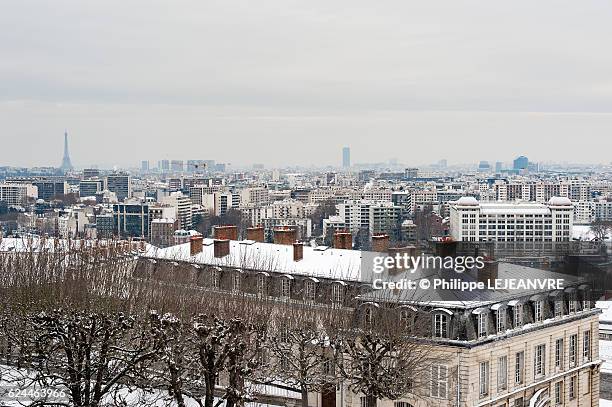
xmin=478 ymin=332 xmax=592 ymax=402
xmin=428 ymin=329 xmax=592 ymax=402
xmin=208 ymin=269 xmax=346 ymax=303
xmin=433 ymin=296 xmax=591 ymax=340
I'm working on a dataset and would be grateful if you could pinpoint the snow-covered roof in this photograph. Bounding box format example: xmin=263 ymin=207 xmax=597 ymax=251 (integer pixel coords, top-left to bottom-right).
xmin=548 ymin=196 xmax=572 ymax=206
xmin=145 ymin=239 xmax=364 ymax=282
xmin=455 ymin=196 xmax=478 ymax=206
xmin=0 ymin=237 xmax=153 ymax=253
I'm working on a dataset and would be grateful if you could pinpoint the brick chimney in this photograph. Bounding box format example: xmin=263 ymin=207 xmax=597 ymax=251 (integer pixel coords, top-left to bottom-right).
xmin=190 ymin=236 xmax=203 ymax=256
xmin=387 ymin=246 xmax=418 ymax=274
xmin=273 ymin=227 xmax=297 ymax=245
xmin=333 ymin=231 xmax=353 ymax=250
xmin=477 ymin=260 xmax=498 ymax=285
xmin=371 ymin=234 xmax=390 ymax=253
xmin=246 ymin=226 xmax=265 ymax=243
xmin=293 ymin=242 xmax=304 ymax=261
xmin=213 ymin=239 xmax=230 ymax=258
xmin=213 ymin=225 xmax=238 ymax=241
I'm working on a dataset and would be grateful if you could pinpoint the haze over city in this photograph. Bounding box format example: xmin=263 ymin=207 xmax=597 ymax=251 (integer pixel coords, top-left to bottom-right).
xmin=2 ymin=0 xmax=612 ymax=168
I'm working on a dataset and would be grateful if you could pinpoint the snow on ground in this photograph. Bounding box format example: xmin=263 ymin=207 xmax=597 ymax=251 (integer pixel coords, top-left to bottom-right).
xmin=601 ymin=399 xmax=612 ymax=406
xmin=573 ymin=225 xmax=612 ymax=241
xmin=1 ymin=364 xmax=285 ymax=407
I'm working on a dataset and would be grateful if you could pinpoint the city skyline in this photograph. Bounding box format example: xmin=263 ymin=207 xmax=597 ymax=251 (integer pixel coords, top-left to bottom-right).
xmin=1 ymin=0 xmax=612 ymax=167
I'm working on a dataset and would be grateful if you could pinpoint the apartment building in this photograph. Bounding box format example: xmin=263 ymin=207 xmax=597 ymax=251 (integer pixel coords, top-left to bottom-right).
xmin=240 ymin=186 xmax=270 ymax=206
xmin=337 ymin=200 xmax=402 ymax=235
xmin=594 ymin=199 xmax=612 ymax=221
xmin=449 ymin=197 xmax=574 ymax=242
xmin=160 ymin=192 xmax=193 ymax=230
xmin=105 ymin=173 xmax=132 ymax=201
xmin=0 ymin=183 xmax=37 ymax=205
xmin=150 ymin=218 xmax=178 ymax=248
xmin=6 ymin=177 xmax=67 ymax=201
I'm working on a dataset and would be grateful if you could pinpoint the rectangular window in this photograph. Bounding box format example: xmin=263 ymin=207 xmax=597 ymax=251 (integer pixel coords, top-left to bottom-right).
xmin=497 ymin=309 xmax=506 ymax=333
xmin=554 ymin=381 xmax=563 ymax=405
xmin=360 ymin=396 xmax=376 ymax=407
xmin=257 ymin=274 xmax=266 ymax=296
xmin=211 ymin=269 xmax=220 ymax=289
xmin=479 ymin=361 xmax=489 ymax=396
xmin=534 ymin=344 xmax=546 ymax=377
xmin=280 ymin=278 xmax=291 ymax=299
xmin=583 ymin=330 xmax=591 ymax=361
xmin=514 ymin=304 xmax=523 ymax=328
xmin=555 ymin=338 xmax=564 ymax=369
xmin=515 ymin=352 xmax=524 ymax=384
xmin=304 ymin=280 xmax=316 ymax=302
xmin=232 ymin=272 xmax=241 ymax=292
xmin=569 ymin=375 xmax=577 ymax=400
xmin=478 ymin=313 xmax=487 ymax=338
xmin=554 ymin=300 xmax=563 ymax=317
xmin=497 ymin=356 xmax=507 ymax=391
xmin=568 ymin=293 xmax=577 ymax=313
xmin=534 ymin=301 xmax=543 ymax=322
xmin=430 ymin=365 xmax=448 ymax=399
xmin=584 ymin=370 xmax=591 ymax=395
xmin=332 ymin=283 xmax=344 ymax=304
xmin=434 ymin=314 xmax=448 ymax=338
xmin=569 ymin=334 xmax=577 ymax=367
xmin=514 ymin=397 xmax=523 ymax=407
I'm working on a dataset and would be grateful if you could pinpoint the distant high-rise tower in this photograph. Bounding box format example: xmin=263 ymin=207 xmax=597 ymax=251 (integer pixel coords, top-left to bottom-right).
xmin=513 ymin=155 xmax=529 ymax=170
xmin=60 ymin=130 xmax=73 ymax=172
xmin=342 ymin=147 xmax=351 ymax=168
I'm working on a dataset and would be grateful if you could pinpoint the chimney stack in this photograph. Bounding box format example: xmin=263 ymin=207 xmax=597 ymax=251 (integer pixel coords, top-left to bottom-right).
xmin=190 ymin=236 xmax=203 ymax=256
xmin=333 ymin=231 xmax=353 ymax=250
xmin=273 ymin=227 xmax=297 ymax=245
xmin=246 ymin=226 xmax=265 ymax=243
xmin=213 ymin=225 xmax=238 ymax=241
xmin=293 ymin=242 xmax=304 ymax=261
xmin=371 ymin=234 xmax=390 ymax=253
xmin=213 ymin=239 xmax=230 ymax=258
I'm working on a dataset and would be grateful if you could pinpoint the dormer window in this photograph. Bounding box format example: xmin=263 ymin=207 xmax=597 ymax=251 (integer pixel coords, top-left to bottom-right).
xmin=514 ymin=304 xmax=524 ymax=327
xmin=332 ymin=283 xmax=344 ymax=305
xmin=554 ymin=300 xmax=563 ymax=317
xmin=304 ymin=279 xmax=316 ymax=302
xmin=534 ymin=300 xmax=544 ymax=322
xmin=280 ymin=278 xmax=291 ymax=299
xmin=568 ymin=293 xmax=577 ymax=313
xmin=232 ymin=272 xmax=241 ymax=292
xmin=433 ymin=313 xmax=449 ymax=338
xmin=211 ymin=269 xmax=220 ymax=289
xmin=364 ymin=307 xmax=373 ymax=325
xmin=496 ymin=308 xmax=506 ymax=333
xmin=477 ymin=313 xmax=487 ymax=338
xmin=257 ymin=273 xmax=267 ymax=297
xmin=399 ymin=308 xmax=414 ymax=332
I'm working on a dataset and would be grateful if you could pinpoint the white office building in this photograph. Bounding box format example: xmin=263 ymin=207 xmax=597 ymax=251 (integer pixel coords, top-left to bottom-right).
xmin=449 ymin=196 xmax=574 ymax=242
xmin=0 ymin=183 xmax=38 ymax=206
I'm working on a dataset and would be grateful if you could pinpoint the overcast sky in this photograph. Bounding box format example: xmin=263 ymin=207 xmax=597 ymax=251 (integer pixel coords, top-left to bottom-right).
xmin=1 ymin=0 xmax=611 ymax=169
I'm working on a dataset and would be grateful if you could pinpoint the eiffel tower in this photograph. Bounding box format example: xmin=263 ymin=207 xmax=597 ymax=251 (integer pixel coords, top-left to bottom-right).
xmin=60 ymin=130 xmax=73 ymax=172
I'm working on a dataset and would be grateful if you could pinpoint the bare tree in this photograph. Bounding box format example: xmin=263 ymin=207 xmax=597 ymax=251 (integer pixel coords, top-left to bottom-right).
xmin=265 ymin=304 xmax=336 ymax=407
xmin=591 ymin=218 xmax=612 ymax=241
xmin=330 ymin=303 xmax=434 ymax=405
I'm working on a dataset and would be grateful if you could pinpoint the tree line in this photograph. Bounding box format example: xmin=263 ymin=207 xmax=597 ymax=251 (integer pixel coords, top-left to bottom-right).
xmin=0 ymin=240 xmax=438 ymax=407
